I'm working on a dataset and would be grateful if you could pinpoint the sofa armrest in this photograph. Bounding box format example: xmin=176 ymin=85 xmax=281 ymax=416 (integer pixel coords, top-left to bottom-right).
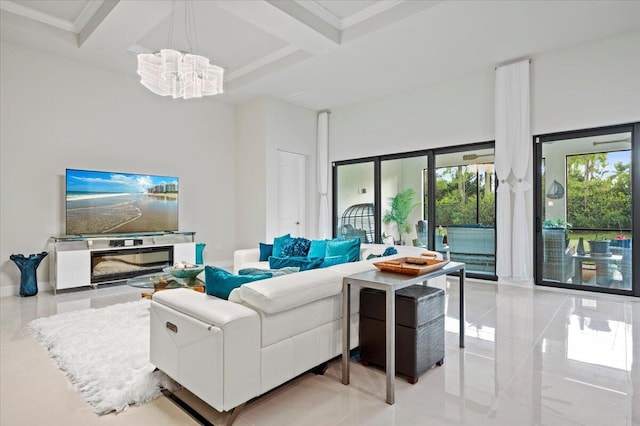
xmin=234 ymin=248 xmax=260 ymax=274
xmin=150 ymin=289 xmax=261 ymax=412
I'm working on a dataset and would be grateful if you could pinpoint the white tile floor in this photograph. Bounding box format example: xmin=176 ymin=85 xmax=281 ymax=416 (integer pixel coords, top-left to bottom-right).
xmin=1 ymin=279 xmax=639 ymax=425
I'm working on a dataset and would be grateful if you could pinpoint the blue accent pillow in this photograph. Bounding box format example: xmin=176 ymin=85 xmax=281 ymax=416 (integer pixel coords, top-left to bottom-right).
xmin=366 ymin=247 xmax=398 ymax=260
xmin=259 ymin=243 xmax=273 ymax=261
xmin=383 ymin=247 xmax=398 ymax=256
xmin=320 ymin=255 xmax=349 ymax=268
xmin=325 ymin=238 xmax=361 ymax=262
xmin=307 ymin=239 xmax=327 ymax=258
xmin=272 ymin=234 xmax=292 ymax=258
xmin=205 ymin=266 xmax=271 ymax=300
xmin=269 ymin=256 xmax=323 ymax=271
xmin=280 ymin=237 xmax=311 ymax=257
xmin=238 ymin=267 xmax=300 ymax=277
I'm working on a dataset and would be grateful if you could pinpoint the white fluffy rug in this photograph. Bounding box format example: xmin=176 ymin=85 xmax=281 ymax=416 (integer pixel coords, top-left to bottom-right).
xmin=29 ymin=299 xmax=178 ymax=415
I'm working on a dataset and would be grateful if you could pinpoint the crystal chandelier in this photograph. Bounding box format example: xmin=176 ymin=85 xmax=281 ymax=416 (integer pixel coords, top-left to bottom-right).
xmin=136 ymin=1 xmax=223 ymax=99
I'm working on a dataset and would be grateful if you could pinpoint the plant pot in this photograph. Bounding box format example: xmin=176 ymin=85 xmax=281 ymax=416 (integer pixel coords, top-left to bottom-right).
xmin=588 ymin=240 xmax=611 ymax=255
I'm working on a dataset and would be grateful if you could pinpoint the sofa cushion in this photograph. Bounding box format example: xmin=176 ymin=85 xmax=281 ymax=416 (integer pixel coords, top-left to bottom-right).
xmin=326 ymin=238 xmax=361 ymax=262
xmin=269 ymin=256 xmax=323 ymax=271
xmin=259 ymin=243 xmax=273 ymax=261
xmin=205 ymin=266 xmax=272 ymax=300
xmin=272 ymin=234 xmax=291 ymax=258
xmin=237 ymin=268 xmax=344 ymax=314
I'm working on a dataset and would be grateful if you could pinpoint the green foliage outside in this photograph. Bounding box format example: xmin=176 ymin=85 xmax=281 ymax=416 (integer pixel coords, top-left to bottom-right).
xmin=383 ymin=188 xmax=419 ymax=243
xmin=434 ymin=166 xmax=495 ymax=227
xmin=566 ymin=152 xmax=631 ymax=231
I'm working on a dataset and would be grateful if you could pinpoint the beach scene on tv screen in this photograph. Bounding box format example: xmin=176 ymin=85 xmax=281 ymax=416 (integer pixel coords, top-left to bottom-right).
xmin=66 ymin=169 xmax=179 ymax=235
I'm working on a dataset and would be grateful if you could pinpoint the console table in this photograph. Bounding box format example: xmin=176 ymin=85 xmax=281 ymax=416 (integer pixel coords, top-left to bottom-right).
xmin=341 ymin=261 xmax=465 ymax=405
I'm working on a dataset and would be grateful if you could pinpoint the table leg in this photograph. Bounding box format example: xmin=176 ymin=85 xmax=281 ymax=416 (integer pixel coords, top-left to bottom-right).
xmin=574 ymin=260 xmax=583 ymax=284
xmin=385 ymin=288 xmax=395 ymax=405
xmin=342 ymin=281 xmax=350 ymax=385
xmin=459 ymin=267 xmax=465 ymax=348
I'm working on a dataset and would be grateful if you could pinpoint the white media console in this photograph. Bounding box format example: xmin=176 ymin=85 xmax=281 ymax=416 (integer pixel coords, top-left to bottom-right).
xmin=49 ymin=232 xmax=196 ymax=293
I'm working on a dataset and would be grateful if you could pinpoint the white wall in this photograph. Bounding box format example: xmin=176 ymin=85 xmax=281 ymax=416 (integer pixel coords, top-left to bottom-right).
xmin=235 ymin=97 xmax=317 ymax=247
xmin=235 ymin=98 xmax=268 ymax=249
xmin=0 ymin=42 xmax=236 ymax=295
xmin=329 ymin=31 xmax=640 ymax=281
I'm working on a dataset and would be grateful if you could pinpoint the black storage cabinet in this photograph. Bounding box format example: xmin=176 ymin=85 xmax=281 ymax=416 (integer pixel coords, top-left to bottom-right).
xmin=359 ymin=285 xmax=445 ymax=384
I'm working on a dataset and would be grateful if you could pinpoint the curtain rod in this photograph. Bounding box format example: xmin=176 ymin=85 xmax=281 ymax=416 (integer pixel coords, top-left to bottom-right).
xmin=495 ymin=58 xmax=532 ymax=70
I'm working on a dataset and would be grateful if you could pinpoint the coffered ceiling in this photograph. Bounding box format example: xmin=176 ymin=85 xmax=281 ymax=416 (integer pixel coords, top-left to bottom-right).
xmin=2 ymin=0 xmax=640 ymax=110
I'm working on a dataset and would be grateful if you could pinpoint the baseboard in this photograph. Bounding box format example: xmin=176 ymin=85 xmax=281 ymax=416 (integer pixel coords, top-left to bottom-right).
xmin=0 ymin=280 xmax=53 ymax=298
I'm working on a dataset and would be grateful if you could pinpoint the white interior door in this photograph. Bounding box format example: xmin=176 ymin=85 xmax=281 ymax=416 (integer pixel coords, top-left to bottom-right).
xmin=277 ymin=151 xmax=305 ymax=237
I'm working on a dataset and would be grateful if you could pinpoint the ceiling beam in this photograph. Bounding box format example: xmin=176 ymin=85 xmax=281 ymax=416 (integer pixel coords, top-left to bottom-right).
xmin=212 ymin=0 xmax=339 ymax=55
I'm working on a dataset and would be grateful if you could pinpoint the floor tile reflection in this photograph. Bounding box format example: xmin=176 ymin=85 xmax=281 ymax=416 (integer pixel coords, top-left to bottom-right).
xmin=0 ymin=280 xmax=638 ymax=425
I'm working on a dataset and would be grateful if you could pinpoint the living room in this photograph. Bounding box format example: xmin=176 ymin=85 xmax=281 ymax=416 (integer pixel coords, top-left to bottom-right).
xmin=1 ymin=1 xmax=639 ymax=425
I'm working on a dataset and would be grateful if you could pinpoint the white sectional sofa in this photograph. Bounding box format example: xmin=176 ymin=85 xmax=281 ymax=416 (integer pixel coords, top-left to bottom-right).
xmin=150 ymin=244 xmax=443 ymax=416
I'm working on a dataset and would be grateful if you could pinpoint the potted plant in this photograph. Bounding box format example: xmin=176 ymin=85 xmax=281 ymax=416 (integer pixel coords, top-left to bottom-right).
xmin=588 ymin=237 xmax=611 ymax=256
xmin=383 ymin=188 xmax=418 ymax=245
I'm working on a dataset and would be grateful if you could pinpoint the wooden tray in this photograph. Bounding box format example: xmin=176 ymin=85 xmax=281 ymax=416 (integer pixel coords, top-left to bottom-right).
xmin=374 ymin=256 xmax=449 ymax=276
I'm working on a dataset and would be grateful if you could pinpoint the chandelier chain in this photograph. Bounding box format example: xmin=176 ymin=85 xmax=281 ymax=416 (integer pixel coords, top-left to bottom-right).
xmin=167 ymin=0 xmax=175 ymax=49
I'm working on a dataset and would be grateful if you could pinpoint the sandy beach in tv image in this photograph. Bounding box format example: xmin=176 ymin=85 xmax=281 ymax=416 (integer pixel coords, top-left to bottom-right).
xmin=66 ymin=169 xmax=179 ymax=235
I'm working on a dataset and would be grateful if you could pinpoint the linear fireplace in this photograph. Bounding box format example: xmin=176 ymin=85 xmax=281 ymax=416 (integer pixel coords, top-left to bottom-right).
xmin=91 ymin=246 xmax=174 ymax=284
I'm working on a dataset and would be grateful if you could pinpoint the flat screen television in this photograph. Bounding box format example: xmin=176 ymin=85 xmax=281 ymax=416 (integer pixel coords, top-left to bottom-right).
xmin=66 ymin=169 xmax=179 ymax=235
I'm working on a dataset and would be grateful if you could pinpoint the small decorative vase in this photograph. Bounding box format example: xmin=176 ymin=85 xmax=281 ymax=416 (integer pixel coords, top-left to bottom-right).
xmin=577 ymin=237 xmax=585 ymax=255
xmin=10 ymin=252 xmax=48 ymax=297
xmin=195 ymin=243 xmax=206 ymax=264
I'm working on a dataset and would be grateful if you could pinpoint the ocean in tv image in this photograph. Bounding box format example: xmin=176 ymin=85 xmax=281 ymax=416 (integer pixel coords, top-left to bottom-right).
xmin=66 ymin=169 xmax=179 ymax=235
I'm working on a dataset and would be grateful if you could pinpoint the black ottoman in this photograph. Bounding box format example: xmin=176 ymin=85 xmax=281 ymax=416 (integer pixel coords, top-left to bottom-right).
xmin=359 ymin=285 xmax=445 ymax=384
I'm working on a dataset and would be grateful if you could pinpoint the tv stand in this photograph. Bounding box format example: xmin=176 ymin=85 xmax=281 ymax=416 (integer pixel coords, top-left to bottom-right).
xmin=49 ymin=231 xmax=196 ymax=294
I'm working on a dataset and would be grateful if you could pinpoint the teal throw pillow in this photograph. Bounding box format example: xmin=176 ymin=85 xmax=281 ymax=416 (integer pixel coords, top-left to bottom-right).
xmin=366 ymin=247 xmax=398 ymax=260
xmin=238 ymin=267 xmax=300 ymax=277
xmin=205 ymin=266 xmax=271 ymax=300
xmin=272 ymin=234 xmax=292 ymax=258
xmin=259 ymin=243 xmax=273 ymax=261
xmin=326 ymin=238 xmax=361 ymax=262
xmin=269 ymin=256 xmax=323 ymax=271
xmin=307 ymin=239 xmax=327 ymax=258
xmin=320 ymin=255 xmax=349 ymax=268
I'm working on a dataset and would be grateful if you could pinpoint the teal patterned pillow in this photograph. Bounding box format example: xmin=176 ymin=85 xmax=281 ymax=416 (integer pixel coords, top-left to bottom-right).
xmin=280 ymin=237 xmax=311 ymax=257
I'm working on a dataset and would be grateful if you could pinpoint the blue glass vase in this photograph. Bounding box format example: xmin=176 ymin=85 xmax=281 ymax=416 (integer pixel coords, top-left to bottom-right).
xmin=195 ymin=243 xmax=206 ymax=265
xmin=10 ymin=252 xmax=48 ymax=297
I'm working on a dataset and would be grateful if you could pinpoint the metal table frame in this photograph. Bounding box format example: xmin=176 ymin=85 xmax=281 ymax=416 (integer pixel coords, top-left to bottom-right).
xmin=572 ymin=253 xmax=623 ymax=285
xmin=341 ymin=261 xmax=465 ymax=405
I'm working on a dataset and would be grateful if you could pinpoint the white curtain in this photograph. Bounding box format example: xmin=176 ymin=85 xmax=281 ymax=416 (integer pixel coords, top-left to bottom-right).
xmin=316 ymin=111 xmax=331 ymax=239
xmin=495 ymin=60 xmax=532 ymax=281
xmin=494 ymin=67 xmax=513 ymax=279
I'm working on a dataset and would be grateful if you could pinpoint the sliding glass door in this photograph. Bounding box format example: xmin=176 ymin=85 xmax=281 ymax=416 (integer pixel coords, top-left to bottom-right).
xmin=435 ymin=145 xmax=496 ymax=276
xmin=333 ymin=160 xmax=377 ymax=243
xmin=333 ymin=142 xmax=496 ymax=280
xmin=380 ymin=153 xmax=429 ymax=246
xmin=535 ymin=123 xmax=639 ymax=295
